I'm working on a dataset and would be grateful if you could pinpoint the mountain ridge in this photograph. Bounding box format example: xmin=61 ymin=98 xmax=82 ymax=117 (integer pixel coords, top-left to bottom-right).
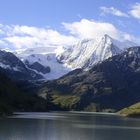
xmin=0 ymin=50 xmax=43 ymax=81
xmin=38 ymin=46 xmax=140 ymax=111
xmin=14 ymin=34 xmax=137 ymax=80
xmin=58 ymin=34 xmax=136 ymax=70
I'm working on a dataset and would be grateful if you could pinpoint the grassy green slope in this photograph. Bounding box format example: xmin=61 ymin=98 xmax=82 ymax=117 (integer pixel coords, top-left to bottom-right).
xmin=119 ymin=102 xmax=140 ymax=117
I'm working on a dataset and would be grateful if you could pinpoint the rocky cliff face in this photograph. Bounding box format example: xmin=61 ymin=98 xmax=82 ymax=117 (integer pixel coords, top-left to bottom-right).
xmin=0 ymin=50 xmax=43 ymax=81
xmin=57 ymin=35 xmax=136 ymax=70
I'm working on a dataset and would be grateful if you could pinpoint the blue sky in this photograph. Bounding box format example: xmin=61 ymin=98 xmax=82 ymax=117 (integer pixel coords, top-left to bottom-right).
xmin=0 ymin=0 xmax=140 ymax=50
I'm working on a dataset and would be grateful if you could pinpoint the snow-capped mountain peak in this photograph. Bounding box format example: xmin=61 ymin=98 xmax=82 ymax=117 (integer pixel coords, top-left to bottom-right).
xmin=57 ymin=34 xmax=136 ymax=69
xmin=13 ymin=34 xmax=137 ymax=80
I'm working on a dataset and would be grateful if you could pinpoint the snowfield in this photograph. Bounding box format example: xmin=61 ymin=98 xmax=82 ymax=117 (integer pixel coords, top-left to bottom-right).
xmin=14 ymin=34 xmax=137 ymax=80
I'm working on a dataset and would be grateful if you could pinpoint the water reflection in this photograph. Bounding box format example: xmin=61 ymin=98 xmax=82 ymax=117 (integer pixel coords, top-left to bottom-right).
xmin=0 ymin=112 xmax=140 ymax=140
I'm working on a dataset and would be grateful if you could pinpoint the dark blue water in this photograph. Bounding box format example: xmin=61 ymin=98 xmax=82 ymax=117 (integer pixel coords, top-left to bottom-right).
xmin=0 ymin=112 xmax=140 ymax=140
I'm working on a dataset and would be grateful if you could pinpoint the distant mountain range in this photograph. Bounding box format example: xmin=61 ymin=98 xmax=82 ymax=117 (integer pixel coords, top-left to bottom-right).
xmin=13 ymin=34 xmax=137 ymax=80
xmin=0 ymin=34 xmax=139 ymax=114
xmin=0 ymin=50 xmax=43 ymax=81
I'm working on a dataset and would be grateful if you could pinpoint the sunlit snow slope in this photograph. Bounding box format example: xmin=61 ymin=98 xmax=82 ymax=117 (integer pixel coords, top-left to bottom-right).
xmin=15 ymin=34 xmax=137 ymax=80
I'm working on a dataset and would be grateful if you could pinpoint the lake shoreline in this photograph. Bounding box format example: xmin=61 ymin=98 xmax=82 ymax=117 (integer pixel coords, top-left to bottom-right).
xmin=13 ymin=111 xmax=118 ymax=116
xmin=12 ymin=111 xmax=140 ymax=120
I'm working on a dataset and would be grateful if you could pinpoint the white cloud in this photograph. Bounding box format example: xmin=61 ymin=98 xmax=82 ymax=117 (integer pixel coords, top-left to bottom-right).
xmin=5 ymin=36 xmax=40 ymax=49
xmin=0 ymin=29 xmax=4 ymax=34
xmin=12 ymin=26 xmax=78 ymax=45
xmin=100 ymin=6 xmax=129 ymax=17
xmin=63 ymin=19 xmax=133 ymax=41
xmin=0 ymin=40 xmax=7 ymax=46
xmin=0 ymin=25 xmax=78 ymax=50
xmin=0 ymin=19 xmax=138 ymax=50
xmin=130 ymin=3 xmax=140 ymax=19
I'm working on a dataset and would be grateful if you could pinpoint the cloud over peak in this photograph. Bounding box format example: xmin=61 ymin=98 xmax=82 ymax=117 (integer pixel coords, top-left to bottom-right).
xmin=0 ymin=19 xmax=138 ymax=51
xmin=63 ymin=19 xmax=133 ymax=41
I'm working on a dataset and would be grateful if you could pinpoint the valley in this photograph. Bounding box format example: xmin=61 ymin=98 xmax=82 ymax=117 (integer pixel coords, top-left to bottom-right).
xmin=0 ymin=34 xmax=140 ymax=116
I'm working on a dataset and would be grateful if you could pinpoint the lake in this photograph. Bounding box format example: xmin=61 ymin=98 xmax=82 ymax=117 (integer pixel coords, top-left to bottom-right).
xmin=0 ymin=112 xmax=140 ymax=140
